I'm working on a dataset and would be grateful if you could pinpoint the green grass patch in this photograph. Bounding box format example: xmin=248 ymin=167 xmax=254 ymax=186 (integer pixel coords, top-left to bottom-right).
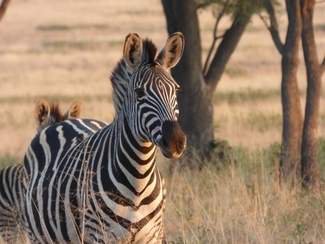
xmin=37 ymin=23 xmax=111 ymax=32
xmin=42 ymin=40 xmax=122 ymax=51
xmin=0 ymin=94 xmax=110 ymax=105
xmin=214 ymin=87 xmax=324 ymax=105
xmin=214 ymin=88 xmax=280 ymax=104
xmin=244 ymin=112 xmax=282 ymax=132
xmin=122 ymin=9 xmax=160 ymax=15
xmin=225 ymin=66 xmax=248 ymax=78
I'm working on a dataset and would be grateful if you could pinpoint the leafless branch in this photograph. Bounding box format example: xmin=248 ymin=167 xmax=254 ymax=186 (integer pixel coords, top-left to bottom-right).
xmin=203 ymin=0 xmax=230 ymax=74
xmin=204 ymin=12 xmax=251 ymax=89
xmin=261 ymin=0 xmax=284 ymax=55
xmin=0 ymin=0 xmax=11 ymax=22
xmin=259 ymin=13 xmax=269 ymax=29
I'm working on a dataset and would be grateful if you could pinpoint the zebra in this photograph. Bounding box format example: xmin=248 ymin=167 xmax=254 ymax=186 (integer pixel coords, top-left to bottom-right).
xmin=0 ymin=101 xmax=82 ymax=243
xmin=23 ymin=32 xmax=186 ymax=243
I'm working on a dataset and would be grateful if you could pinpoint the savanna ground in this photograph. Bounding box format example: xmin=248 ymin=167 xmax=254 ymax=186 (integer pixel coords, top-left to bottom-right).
xmin=0 ymin=0 xmax=325 ymax=243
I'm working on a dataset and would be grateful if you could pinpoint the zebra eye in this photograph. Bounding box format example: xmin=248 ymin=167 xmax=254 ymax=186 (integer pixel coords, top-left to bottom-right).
xmin=135 ymin=88 xmax=145 ymax=99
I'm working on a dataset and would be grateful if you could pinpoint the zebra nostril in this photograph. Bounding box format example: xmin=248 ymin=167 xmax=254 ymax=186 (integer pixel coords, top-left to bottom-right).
xmin=161 ymin=120 xmax=186 ymax=155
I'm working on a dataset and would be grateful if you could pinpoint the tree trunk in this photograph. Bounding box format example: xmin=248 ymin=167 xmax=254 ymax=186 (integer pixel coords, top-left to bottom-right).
xmin=280 ymin=0 xmax=303 ymax=185
xmin=0 ymin=0 xmax=11 ymax=21
xmin=300 ymin=0 xmax=322 ymax=192
xmin=161 ymin=0 xmax=252 ymax=161
xmin=161 ymin=0 xmax=214 ymax=160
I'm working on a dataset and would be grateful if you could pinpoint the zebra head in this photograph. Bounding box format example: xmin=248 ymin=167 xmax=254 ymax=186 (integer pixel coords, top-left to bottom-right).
xmin=121 ymin=32 xmax=186 ymax=159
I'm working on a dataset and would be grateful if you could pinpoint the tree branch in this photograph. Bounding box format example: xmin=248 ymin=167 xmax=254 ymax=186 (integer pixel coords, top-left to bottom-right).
xmin=203 ymin=0 xmax=230 ymax=74
xmin=204 ymin=13 xmax=251 ymax=89
xmin=259 ymin=13 xmax=270 ymax=28
xmin=261 ymin=0 xmax=284 ymax=55
xmin=0 ymin=0 xmax=11 ymax=22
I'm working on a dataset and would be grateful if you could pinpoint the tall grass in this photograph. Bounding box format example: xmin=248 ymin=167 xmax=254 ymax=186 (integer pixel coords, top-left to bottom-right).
xmin=163 ymin=144 xmax=325 ymax=243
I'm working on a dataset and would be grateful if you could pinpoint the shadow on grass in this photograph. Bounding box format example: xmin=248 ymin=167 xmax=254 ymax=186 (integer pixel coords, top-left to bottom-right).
xmin=0 ymin=94 xmax=110 ymax=105
xmin=42 ymin=40 xmax=123 ymax=52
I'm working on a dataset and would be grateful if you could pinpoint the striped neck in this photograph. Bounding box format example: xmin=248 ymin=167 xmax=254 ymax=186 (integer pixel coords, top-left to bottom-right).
xmin=97 ymin=112 xmax=159 ymax=205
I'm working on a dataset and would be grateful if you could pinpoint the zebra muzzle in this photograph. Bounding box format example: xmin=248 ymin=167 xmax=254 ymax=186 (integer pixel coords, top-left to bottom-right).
xmin=158 ymin=121 xmax=187 ymax=159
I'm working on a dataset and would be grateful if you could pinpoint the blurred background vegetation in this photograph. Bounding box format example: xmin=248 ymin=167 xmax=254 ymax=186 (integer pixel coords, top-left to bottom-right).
xmin=0 ymin=0 xmax=324 ymax=242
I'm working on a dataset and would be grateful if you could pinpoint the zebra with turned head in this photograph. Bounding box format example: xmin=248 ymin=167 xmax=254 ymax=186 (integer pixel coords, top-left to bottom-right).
xmin=23 ymin=32 xmax=186 ymax=243
xmin=0 ymin=100 xmax=82 ymax=243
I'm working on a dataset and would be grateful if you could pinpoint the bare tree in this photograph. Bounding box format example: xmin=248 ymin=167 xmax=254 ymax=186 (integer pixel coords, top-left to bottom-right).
xmin=261 ymin=0 xmax=303 ymax=185
xmin=0 ymin=0 xmax=11 ymax=22
xmin=161 ymin=0 xmax=258 ymax=161
xmin=262 ymin=0 xmax=324 ymax=189
xmin=300 ymin=0 xmax=325 ymax=192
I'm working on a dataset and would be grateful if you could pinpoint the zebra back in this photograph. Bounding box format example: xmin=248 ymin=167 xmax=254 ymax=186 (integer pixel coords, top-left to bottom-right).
xmin=0 ymin=100 xmax=84 ymax=243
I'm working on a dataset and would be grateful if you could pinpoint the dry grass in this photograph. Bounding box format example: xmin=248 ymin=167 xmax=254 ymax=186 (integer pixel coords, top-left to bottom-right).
xmin=162 ymin=142 xmax=325 ymax=243
xmin=0 ymin=0 xmax=325 ymax=243
xmin=165 ymin=163 xmax=325 ymax=243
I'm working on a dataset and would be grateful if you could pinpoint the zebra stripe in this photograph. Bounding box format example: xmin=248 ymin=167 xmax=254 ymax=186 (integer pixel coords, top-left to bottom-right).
xmin=0 ymin=164 xmax=28 ymax=243
xmin=23 ymin=33 xmax=186 ymax=243
xmin=0 ymin=101 xmax=85 ymax=243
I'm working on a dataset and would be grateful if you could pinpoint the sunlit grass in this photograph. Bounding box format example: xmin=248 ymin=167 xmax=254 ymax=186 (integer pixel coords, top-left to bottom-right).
xmin=164 ymin=144 xmax=325 ymax=243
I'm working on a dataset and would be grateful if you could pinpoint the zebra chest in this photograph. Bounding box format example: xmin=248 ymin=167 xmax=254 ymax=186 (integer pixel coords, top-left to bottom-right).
xmin=84 ymin=184 xmax=166 ymax=243
xmin=84 ymin=208 xmax=164 ymax=243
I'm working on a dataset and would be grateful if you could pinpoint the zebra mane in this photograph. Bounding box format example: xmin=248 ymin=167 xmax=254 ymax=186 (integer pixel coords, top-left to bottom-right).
xmin=110 ymin=39 xmax=157 ymax=113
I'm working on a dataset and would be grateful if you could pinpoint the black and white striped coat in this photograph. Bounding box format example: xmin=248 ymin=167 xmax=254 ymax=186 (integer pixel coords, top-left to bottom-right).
xmin=0 ymin=101 xmax=82 ymax=244
xmin=23 ymin=32 xmax=186 ymax=243
xmin=0 ymin=164 xmax=28 ymax=243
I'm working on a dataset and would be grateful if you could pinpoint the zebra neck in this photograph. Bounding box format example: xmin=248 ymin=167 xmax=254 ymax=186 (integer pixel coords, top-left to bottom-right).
xmin=108 ymin=113 xmax=158 ymax=196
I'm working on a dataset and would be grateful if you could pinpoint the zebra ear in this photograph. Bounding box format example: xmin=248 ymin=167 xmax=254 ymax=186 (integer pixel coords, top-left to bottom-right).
xmin=36 ymin=99 xmax=51 ymax=126
xmin=64 ymin=102 xmax=81 ymax=119
xmin=156 ymin=32 xmax=185 ymax=69
xmin=123 ymin=33 xmax=143 ymax=69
